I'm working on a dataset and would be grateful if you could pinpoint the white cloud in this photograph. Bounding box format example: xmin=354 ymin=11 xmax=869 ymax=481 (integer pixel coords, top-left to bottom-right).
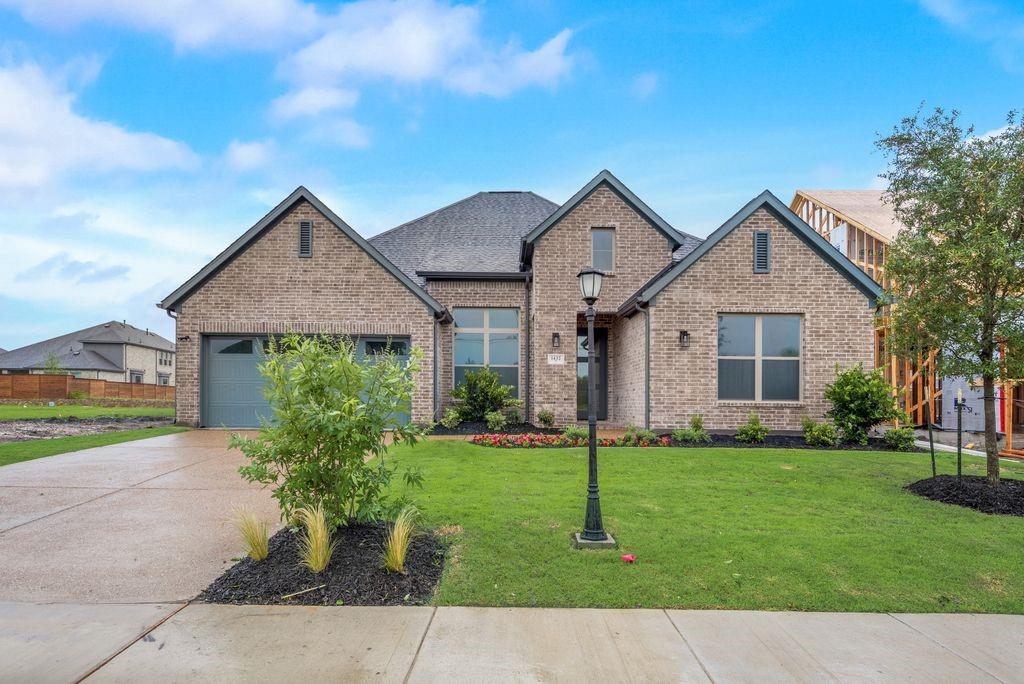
xmin=270 ymin=86 xmax=359 ymax=121
xmin=630 ymin=72 xmax=659 ymax=100
xmin=280 ymin=0 xmax=575 ymax=97
xmin=919 ymin=0 xmax=1024 ymax=71
xmin=225 ymin=139 xmax=274 ymax=171
xmin=311 ymin=119 xmax=372 ymax=149
xmin=0 ymin=60 xmax=197 ymax=191
xmin=0 ymin=0 xmax=319 ymax=51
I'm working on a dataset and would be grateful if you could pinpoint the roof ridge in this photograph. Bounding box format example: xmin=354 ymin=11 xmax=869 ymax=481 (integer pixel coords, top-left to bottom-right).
xmin=367 ymin=192 xmax=486 ymax=243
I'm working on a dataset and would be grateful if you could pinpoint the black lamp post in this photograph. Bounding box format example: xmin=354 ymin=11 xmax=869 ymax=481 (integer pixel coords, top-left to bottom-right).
xmin=574 ymin=267 xmax=614 ymax=548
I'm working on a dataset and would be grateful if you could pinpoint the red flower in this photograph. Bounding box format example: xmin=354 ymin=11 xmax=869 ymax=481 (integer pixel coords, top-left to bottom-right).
xmin=621 ymin=554 xmax=637 ymax=563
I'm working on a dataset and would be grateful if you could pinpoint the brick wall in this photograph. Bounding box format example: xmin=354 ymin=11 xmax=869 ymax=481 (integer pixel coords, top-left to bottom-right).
xmin=173 ymin=199 xmax=437 ymax=426
xmin=425 ymin=279 xmax=527 ymax=412
xmin=610 ymin=310 xmax=647 ymax=426
xmin=528 ymin=184 xmax=675 ymax=425
xmin=646 ymin=208 xmax=876 ymax=431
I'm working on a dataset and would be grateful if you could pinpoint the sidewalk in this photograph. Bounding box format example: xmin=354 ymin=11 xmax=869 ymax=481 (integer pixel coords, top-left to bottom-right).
xmin=2 ymin=602 xmax=1021 ymax=682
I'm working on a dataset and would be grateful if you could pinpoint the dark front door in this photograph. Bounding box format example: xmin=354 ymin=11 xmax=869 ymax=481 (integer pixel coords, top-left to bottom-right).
xmin=577 ymin=328 xmax=608 ymax=421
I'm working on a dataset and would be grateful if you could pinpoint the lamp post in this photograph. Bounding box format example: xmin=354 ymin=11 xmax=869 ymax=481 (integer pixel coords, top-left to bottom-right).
xmin=574 ymin=267 xmax=615 ymax=548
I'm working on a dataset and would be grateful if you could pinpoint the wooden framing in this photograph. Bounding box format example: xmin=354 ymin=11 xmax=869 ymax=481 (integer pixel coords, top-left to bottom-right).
xmin=791 ymin=191 xmax=940 ymax=425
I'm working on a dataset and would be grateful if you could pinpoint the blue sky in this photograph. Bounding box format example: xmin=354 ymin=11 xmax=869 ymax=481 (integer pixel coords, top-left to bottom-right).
xmin=0 ymin=0 xmax=1021 ymax=350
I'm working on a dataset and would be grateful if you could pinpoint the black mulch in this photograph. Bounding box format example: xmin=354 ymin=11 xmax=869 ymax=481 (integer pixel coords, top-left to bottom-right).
xmin=701 ymin=434 xmax=895 ymax=450
xmin=906 ymin=475 xmax=1024 ymax=516
xmin=430 ymin=421 xmax=560 ymax=436
xmin=198 ymin=522 xmax=446 ymax=606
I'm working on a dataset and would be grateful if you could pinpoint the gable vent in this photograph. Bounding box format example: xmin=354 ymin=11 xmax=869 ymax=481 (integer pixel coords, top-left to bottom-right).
xmin=299 ymin=220 xmax=313 ymax=258
xmin=753 ymin=231 xmax=770 ymax=273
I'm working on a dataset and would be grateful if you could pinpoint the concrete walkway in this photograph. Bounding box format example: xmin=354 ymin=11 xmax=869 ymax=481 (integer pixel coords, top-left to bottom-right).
xmin=2 ymin=602 xmax=1022 ymax=682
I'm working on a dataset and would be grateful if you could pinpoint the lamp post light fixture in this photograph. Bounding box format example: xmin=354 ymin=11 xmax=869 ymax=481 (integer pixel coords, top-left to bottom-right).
xmin=574 ymin=267 xmax=616 ymax=549
xmin=679 ymin=330 xmax=690 ymax=349
xmin=552 ymin=332 xmax=561 ymax=348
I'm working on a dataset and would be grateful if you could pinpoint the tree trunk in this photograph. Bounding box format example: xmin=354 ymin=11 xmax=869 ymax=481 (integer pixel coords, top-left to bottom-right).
xmin=983 ymin=373 xmax=1000 ymax=487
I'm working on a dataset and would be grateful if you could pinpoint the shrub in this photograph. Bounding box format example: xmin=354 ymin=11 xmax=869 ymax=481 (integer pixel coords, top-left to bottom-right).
xmin=883 ymin=426 xmax=917 ymax=452
xmin=673 ymin=414 xmax=712 ymax=444
xmin=622 ymin=425 xmax=657 ymax=446
xmin=504 ymin=406 xmax=522 ymax=424
xmin=485 ymin=410 xmax=508 ymax=431
xmin=561 ymin=425 xmax=588 ymax=441
xmin=735 ymin=413 xmax=770 ymax=443
xmin=439 ymin=407 xmax=462 ymax=429
xmin=295 ymin=504 xmax=336 ymax=573
xmin=450 ymin=367 xmax=520 ymax=422
xmin=536 ymin=409 xmax=555 ymax=428
xmin=67 ymin=390 xmax=88 ymax=402
xmin=801 ymin=416 xmax=839 ymax=447
xmin=231 ymin=333 xmax=424 ymax=530
xmin=825 ymin=364 xmax=901 ymax=445
xmin=382 ymin=506 xmax=417 ymax=573
xmin=233 ymin=507 xmax=268 ymax=562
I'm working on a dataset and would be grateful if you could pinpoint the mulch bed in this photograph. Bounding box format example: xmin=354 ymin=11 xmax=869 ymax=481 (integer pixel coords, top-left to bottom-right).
xmin=0 ymin=416 xmax=174 ymax=443
xmin=199 ymin=522 xmax=446 ymax=606
xmin=906 ymin=475 xmax=1024 ymax=516
xmin=703 ymin=433 xmax=894 ymax=450
xmin=430 ymin=421 xmax=560 ymax=436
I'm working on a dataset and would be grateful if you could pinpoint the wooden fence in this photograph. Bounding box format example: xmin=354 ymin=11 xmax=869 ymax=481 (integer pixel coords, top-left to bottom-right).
xmin=0 ymin=375 xmax=174 ymax=401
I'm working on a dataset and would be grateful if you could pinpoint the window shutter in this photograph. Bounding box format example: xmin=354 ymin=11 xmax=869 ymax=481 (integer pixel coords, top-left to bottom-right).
xmin=753 ymin=231 xmax=770 ymax=273
xmin=299 ymin=220 xmax=313 ymax=257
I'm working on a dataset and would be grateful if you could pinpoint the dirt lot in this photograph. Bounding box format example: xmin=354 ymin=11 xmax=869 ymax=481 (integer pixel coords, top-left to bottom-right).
xmin=0 ymin=417 xmax=174 ymax=443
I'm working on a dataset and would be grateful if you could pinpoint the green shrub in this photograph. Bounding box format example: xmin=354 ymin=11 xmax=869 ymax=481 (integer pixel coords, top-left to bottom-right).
xmin=622 ymin=424 xmax=657 ymax=446
xmin=735 ymin=413 xmax=770 ymax=443
xmin=485 ymin=410 xmax=508 ymax=431
xmin=231 ymin=333 xmax=424 ymax=530
xmin=450 ymin=367 xmax=520 ymax=422
xmin=439 ymin=407 xmax=462 ymax=429
xmin=883 ymin=426 xmax=917 ymax=451
xmin=504 ymin=406 xmax=522 ymax=424
xmin=536 ymin=409 xmax=555 ymax=428
xmin=825 ymin=364 xmax=901 ymax=445
xmin=562 ymin=425 xmax=588 ymax=441
xmin=801 ymin=416 xmax=839 ymax=447
xmin=67 ymin=390 xmax=88 ymax=402
xmin=673 ymin=414 xmax=712 ymax=444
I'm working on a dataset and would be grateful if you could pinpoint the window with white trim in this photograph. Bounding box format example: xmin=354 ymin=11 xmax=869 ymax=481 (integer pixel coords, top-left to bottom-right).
xmin=591 ymin=228 xmax=614 ymax=272
xmin=717 ymin=314 xmax=801 ymax=401
xmin=453 ymin=308 xmax=519 ymax=396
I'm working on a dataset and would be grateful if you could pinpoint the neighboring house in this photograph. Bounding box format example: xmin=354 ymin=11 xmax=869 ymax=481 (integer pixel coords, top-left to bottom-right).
xmin=160 ymin=171 xmax=880 ymax=429
xmin=0 ymin=321 xmax=176 ymax=386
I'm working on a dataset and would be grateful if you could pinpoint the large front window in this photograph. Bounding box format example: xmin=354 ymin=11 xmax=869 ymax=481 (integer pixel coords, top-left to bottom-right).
xmin=453 ymin=308 xmax=519 ymax=396
xmin=717 ymin=314 xmax=801 ymax=401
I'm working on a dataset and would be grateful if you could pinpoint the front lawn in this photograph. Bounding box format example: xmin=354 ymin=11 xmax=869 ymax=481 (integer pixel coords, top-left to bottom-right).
xmin=389 ymin=440 xmax=1024 ymax=613
xmin=0 ymin=426 xmax=189 ymax=467
xmin=0 ymin=404 xmax=174 ymax=420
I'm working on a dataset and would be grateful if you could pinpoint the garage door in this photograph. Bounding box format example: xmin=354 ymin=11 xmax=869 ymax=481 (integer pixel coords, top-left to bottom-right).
xmin=201 ymin=335 xmax=411 ymax=428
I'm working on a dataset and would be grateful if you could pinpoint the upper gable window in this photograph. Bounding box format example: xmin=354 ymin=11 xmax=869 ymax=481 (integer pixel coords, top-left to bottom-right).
xmin=299 ymin=220 xmax=313 ymax=258
xmin=591 ymin=228 xmax=615 ymax=272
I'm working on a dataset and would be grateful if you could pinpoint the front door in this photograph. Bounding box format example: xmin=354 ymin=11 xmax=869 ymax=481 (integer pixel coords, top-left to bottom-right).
xmin=577 ymin=328 xmax=608 ymax=421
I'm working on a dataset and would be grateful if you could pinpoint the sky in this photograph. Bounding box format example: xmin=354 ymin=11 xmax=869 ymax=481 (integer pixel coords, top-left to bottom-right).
xmin=0 ymin=0 xmax=1021 ymax=350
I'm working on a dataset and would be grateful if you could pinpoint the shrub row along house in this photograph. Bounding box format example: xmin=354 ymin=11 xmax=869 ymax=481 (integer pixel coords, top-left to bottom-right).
xmin=160 ymin=171 xmax=880 ymax=429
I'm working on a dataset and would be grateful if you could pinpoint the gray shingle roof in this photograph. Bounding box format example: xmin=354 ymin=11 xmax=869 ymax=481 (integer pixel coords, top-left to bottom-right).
xmin=0 ymin=321 xmax=174 ymax=371
xmin=368 ymin=191 xmax=559 ymax=284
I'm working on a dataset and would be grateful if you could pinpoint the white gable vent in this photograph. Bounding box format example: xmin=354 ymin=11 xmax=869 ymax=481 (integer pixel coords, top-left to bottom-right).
xmin=753 ymin=231 xmax=770 ymax=273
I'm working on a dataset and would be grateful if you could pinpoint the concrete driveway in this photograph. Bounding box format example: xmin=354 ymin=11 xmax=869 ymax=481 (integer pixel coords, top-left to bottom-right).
xmin=0 ymin=429 xmax=279 ymax=603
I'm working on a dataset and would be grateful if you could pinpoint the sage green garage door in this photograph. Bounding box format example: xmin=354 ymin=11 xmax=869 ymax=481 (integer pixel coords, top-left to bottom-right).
xmin=201 ymin=335 xmax=410 ymax=428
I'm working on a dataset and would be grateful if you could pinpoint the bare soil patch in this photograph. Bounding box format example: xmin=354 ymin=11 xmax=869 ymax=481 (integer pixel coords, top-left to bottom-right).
xmin=199 ymin=523 xmax=445 ymax=606
xmin=0 ymin=417 xmax=173 ymax=443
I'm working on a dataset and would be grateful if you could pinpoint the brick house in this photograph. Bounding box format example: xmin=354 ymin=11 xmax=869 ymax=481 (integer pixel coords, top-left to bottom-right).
xmin=160 ymin=170 xmax=880 ymax=430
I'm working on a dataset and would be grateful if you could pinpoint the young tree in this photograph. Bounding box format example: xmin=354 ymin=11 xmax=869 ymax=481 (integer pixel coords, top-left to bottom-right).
xmin=878 ymin=108 xmax=1024 ymax=486
xmin=42 ymin=353 xmax=65 ymax=375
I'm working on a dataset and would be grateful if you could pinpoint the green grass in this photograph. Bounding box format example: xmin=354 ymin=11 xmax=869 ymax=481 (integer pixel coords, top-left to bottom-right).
xmin=389 ymin=441 xmax=1024 ymax=613
xmin=0 ymin=404 xmax=174 ymax=420
xmin=0 ymin=426 xmax=189 ymax=467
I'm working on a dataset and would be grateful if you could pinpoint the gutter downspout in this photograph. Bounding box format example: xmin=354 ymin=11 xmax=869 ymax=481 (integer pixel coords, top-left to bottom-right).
xmin=523 ymin=272 xmax=532 ymax=422
xmin=640 ymin=300 xmax=651 ymax=430
xmin=433 ymin=317 xmax=441 ymax=422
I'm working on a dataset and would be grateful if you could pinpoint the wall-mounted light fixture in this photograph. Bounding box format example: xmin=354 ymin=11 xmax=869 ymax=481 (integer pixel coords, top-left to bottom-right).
xmin=552 ymin=332 xmax=561 ymax=348
xmin=177 ymin=335 xmax=191 ymax=342
xmin=679 ymin=330 xmax=690 ymax=349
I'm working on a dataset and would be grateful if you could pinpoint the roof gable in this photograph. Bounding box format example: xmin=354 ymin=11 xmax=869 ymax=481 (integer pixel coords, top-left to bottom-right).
xmin=159 ymin=187 xmax=445 ymax=315
xmin=624 ymin=190 xmax=882 ymax=312
xmin=519 ymin=170 xmax=696 ymax=264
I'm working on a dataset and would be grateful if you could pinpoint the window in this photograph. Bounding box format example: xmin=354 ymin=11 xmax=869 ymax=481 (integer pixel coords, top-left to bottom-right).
xmin=299 ymin=220 xmax=313 ymax=257
xmin=453 ymin=308 xmax=520 ymax=396
xmin=158 ymin=373 xmax=170 ymax=386
xmin=158 ymin=351 xmax=172 ymax=366
xmin=717 ymin=314 xmax=800 ymax=401
xmin=130 ymin=371 xmax=144 ymax=384
xmin=364 ymin=339 xmax=408 ymax=356
xmin=753 ymin=231 xmax=771 ymax=273
xmin=591 ymin=228 xmax=614 ymax=272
